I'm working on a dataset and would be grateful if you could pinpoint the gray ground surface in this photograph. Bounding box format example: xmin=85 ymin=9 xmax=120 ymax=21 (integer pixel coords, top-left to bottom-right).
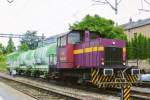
xmin=0 ymin=73 xmax=120 ymax=100
xmin=0 ymin=81 xmax=36 ymax=100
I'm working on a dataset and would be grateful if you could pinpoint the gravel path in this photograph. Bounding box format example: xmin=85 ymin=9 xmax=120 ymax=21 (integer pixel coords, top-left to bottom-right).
xmin=0 ymin=82 xmax=36 ymax=100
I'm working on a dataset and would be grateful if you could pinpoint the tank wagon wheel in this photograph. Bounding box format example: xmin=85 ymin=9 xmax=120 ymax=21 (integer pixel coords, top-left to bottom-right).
xmin=18 ymin=70 xmax=23 ymax=75
xmin=32 ymin=69 xmax=41 ymax=78
xmin=43 ymin=72 xmax=49 ymax=79
xmin=15 ymin=68 xmax=22 ymax=75
xmin=25 ymin=67 xmax=32 ymax=77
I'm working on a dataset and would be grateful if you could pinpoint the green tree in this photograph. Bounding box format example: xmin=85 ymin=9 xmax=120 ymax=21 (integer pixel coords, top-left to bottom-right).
xmin=21 ymin=30 xmax=40 ymax=50
xmin=147 ymin=38 xmax=150 ymax=58
xmin=19 ymin=43 xmax=29 ymax=51
xmin=0 ymin=43 xmax=6 ymax=54
xmin=127 ymin=33 xmax=150 ymax=59
xmin=0 ymin=43 xmax=5 ymax=61
xmin=6 ymin=37 xmax=15 ymax=53
xmin=127 ymin=41 xmax=132 ymax=59
xmin=0 ymin=43 xmax=3 ymax=55
xmin=137 ymin=34 xmax=145 ymax=59
xmin=70 ymin=15 xmax=127 ymax=40
xmin=0 ymin=42 xmax=6 ymax=72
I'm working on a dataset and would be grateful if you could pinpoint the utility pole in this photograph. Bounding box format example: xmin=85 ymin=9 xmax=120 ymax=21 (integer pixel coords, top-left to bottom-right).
xmin=7 ymin=0 xmax=14 ymax=3
xmin=115 ymin=0 xmax=118 ymax=14
xmin=94 ymin=0 xmax=121 ymax=15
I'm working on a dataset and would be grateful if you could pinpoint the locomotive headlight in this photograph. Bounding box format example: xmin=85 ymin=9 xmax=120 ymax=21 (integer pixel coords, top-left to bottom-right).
xmin=101 ymin=58 xmax=104 ymax=65
xmin=112 ymin=41 xmax=115 ymax=45
xmin=101 ymin=62 xmax=104 ymax=65
xmin=123 ymin=62 xmax=126 ymax=65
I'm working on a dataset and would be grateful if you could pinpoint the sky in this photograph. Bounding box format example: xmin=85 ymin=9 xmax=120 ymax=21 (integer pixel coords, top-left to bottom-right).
xmin=0 ymin=0 xmax=150 ymax=47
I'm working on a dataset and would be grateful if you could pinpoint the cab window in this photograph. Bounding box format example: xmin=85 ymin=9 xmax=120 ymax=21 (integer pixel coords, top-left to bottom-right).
xmin=60 ymin=36 xmax=67 ymax=46
xmin=57 ymin=38 xmax=61 ymax=47
xmin=68 ymin=32 xmax=80 ymax=44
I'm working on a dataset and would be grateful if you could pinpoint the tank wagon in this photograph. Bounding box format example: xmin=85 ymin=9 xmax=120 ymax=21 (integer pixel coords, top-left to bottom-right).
xmin=7 ymin=30 xmax=140 ymax=88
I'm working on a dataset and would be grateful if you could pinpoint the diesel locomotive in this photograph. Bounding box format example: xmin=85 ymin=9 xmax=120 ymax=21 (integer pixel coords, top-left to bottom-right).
xmin=7 ymin=30 xmax=140 ymax=88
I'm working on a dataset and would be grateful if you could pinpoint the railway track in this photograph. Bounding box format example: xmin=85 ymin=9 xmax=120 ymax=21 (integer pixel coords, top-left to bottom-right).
xmin=131 ymin=86 xmax=150 ymax=100
xmin=0 ymin=73 xmax=150 ymax=100
xmin=0 ymin=73 xmax=119 ymax=100
xmin=0 ymin=77 xmax=77 ymax=100
xmin=21 ymin=77 xmax=150 ymax=100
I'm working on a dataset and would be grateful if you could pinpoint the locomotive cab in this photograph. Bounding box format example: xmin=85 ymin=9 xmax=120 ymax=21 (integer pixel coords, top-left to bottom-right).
xmin=57 ymin=31 xmax=81 ymax=68
xmin=57 ymin=30 xmax=100 ymax=68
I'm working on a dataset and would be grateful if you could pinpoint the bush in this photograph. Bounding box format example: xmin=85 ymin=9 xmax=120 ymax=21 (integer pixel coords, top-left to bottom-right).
xmin=0 ymin=55 xmax=6 ymax=72
xmin=0 ymin=62 xmax=7 ymax=72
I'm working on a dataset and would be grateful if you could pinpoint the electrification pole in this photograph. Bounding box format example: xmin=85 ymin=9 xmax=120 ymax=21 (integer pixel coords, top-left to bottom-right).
xmin=7 ymin=0 xmax=14 ymax=3
xmin=115 ymin=0 xmax=118 ymax=14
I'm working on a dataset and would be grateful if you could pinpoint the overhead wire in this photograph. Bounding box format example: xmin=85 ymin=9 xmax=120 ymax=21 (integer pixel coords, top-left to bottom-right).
xmin=71 ymin=0 xmax=126 ymax=22
xmin=144 ymin=0 xmax=150 ymax=6
xmin=141 ymin=0 xmax=143 ymax=9
xmin=92 ymin=0 xmax=106 ymax=5
xmin=104 ymin=0 xmax=116 ymax=10
xmin=139 ymin=0 xmax=150 ymax=12
xmin=92 ymin=0 xmax=123 ymax=14
xmin=117 ymin=0 xmax=122 ymax=5
xmin=71 ymin=3 xmax=96 ymax=20
xmin=6 ymin=0 xmax=14 ymax=3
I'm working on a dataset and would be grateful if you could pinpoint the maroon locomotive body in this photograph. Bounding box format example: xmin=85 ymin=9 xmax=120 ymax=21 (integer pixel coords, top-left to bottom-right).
xmin=55 ymin=30 xmax=139 ymax=87
xmin=57 ymin=30 xmax=126 ymax=69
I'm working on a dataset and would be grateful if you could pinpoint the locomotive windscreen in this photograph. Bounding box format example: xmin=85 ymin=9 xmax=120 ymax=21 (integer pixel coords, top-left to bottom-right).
xmin=104 ymin=47 xmax=122 ymax=66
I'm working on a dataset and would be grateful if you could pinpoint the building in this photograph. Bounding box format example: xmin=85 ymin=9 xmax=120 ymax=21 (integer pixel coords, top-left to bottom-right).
xmin=38 ymin=32 xmax=67 ymax=47
xmin=122 ymin=18 xmax=150 ymax=40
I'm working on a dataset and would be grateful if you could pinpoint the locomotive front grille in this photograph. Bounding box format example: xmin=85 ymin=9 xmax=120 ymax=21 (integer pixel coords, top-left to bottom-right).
xmin=104 ymin=47 xmax=123 ymax=66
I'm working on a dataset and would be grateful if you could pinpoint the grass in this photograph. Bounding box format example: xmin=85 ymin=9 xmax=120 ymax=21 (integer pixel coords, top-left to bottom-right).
xmin=0 ymin=62 xmax=7 ymax=72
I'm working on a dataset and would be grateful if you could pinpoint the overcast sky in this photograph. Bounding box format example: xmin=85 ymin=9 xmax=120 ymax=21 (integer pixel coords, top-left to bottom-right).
xmin=0 ymin=0 xmax=150 ymax=46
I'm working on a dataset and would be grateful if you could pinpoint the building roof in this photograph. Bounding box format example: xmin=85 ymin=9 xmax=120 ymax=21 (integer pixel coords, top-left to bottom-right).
xmin=122 ymin=18 xmax=150 ymax=30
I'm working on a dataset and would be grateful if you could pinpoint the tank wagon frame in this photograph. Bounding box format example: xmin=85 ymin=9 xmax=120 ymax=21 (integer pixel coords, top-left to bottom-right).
xmin=7 ymin=30 xmax=140 ymax=88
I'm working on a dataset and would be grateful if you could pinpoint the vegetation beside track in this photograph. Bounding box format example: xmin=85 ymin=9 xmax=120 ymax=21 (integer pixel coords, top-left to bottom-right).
xmin=0 ymin=61 xmax=7 ymax=72
xmin=0 ymin=54 xmax=7 ymax=72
